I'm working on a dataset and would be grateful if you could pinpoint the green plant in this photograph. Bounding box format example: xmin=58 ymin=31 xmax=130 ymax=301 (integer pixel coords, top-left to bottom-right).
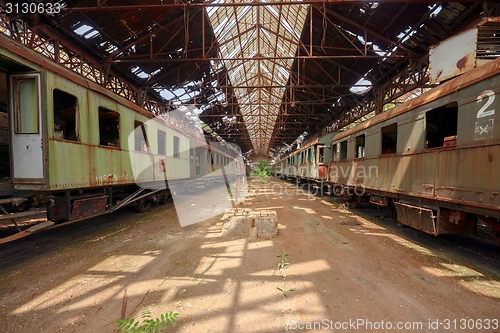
xmin=251 ymin=160 xmax=272 ymax=183
xmin=276 ymin=283 xmax=296 ymax=297
xmin=116 ymin=308 xmax=179 ymax=333
xmin=276 ymin=253 xmax=289 ymax=270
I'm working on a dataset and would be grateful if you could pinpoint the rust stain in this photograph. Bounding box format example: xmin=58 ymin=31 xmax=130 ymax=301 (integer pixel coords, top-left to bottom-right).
xmin=456 ymin=56 xmax=468 ymax=70
xmin=436 ymin=70 xmax=443 ymax=80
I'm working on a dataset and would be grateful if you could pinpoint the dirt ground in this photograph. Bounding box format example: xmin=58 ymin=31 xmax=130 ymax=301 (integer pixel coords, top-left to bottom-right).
xmin=0 ymin=178 xmax=499 ymax=333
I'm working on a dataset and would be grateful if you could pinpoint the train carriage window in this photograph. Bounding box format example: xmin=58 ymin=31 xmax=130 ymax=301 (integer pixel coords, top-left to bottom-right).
xmin=53 ymin=89 xmax=78 ymax=141
xmin=381 ymin=123 xmax=398 ymax=154
xmin=98 ymin=107 xmax=120 ymax=147
xmin=134 ymin=121 xmax=149 ymax=152
xmin=340 ymin=140 xmax=348 ymax=160
xmin=425 ymin=102 xmax=458 ymax=148
xmin=355 ymin=134 xmax=365 ymax=158
xmin=332 ymin=143 xmax=338 ymax=162
xmin=173 ymin=135 xmax=180 ymax=158
xmin=157 ymin=130 xmax=166 ymax=155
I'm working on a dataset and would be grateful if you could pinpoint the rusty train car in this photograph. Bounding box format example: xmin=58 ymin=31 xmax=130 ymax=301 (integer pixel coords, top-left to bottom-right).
xmin=274 ymin=56 xmax=500 ymax=243
xmin=0 ymin=33 xmax=245 ymax=238
xmin=276 ymin=132 xmax=337 ymax=184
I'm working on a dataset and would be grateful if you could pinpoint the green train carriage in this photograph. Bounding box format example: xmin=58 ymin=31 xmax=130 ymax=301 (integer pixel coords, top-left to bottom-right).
xmin=0 ymin=36 xmax=242 ymax=228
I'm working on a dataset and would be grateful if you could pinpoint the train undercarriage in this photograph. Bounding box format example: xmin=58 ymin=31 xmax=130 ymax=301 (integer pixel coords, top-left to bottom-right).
xmin=277 ymin=174 xmax=500 ymax=245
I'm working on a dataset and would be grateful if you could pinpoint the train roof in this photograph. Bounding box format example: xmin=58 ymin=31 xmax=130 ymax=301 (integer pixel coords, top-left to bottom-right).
xmin=330 ymin=56 xmax=500 ymax=144
xmin=0 ymin=33 xmax=208 ymax=147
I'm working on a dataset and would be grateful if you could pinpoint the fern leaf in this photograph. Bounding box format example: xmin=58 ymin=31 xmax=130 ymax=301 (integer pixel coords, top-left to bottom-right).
xmin=155 ymin=318 xmax=161 ymax=333
xmin=165 ymin=311 xmax=179 ymax=324
xmin=141 ymin=308 xmax=152 ymax=319
xmin=116 ymin=317 xmax=139 ymax=333
xmin=160 ymin=313 xmax=166 ymax=329
xmin=116 ymin=309 xmax=178 ymax=333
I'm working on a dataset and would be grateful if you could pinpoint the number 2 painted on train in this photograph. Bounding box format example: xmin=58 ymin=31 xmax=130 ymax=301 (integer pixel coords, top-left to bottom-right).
xmin=477 ymin=90 xmax=495 ymax=119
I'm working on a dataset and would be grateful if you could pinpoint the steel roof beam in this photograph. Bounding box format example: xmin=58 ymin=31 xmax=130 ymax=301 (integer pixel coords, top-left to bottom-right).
xmin=64 ymin=1 xmax=499 ymax=12
xmin=111 ymin=54 xmax=417 ymax=63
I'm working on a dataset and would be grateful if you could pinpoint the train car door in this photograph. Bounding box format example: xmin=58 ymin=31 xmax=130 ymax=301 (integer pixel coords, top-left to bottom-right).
xmin=9 ymin=73 xmax=44 ymax=182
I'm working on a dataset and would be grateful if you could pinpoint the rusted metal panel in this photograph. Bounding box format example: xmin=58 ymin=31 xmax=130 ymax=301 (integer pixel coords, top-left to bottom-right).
xmin=394 ymin=202 xmax=438 ymax=235
xmin=429 ymin=28 xmax=477 ymax=84
xmin=71 ymin=195 xmax=108 ymax=220
xmin=438 ymin=210 xmax=475 ymax=236
xmin=318 ymin=165 xmax=328 ymax=179
xmin=436 ymin=145 xmax=500 ymax=208
xmin=370 ymin=194 xmax=388 ymax=206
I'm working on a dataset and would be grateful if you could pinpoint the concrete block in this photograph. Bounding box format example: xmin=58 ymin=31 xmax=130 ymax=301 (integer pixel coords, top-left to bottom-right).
xmin=221 ymin=209 xmax=278 ymax=240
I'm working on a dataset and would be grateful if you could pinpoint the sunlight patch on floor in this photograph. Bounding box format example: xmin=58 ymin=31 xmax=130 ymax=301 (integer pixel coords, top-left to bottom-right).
xmin=12 ymin=274 xmax=122 ymax=314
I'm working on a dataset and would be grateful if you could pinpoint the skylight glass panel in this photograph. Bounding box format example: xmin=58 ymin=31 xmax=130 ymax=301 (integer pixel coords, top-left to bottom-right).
xmin=74 ymin=24 xmax=93 ymax=36
xmin=208 ymin=0 xmax=309 ymax=154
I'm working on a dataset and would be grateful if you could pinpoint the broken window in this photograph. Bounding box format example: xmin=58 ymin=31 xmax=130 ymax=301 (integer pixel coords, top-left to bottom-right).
xmin=332 ymin=143 xmax=337 ymax=162
xmin=340 ymin=140 xmax=348 ymax=160
xmin=53 ymin=89 xmax=78 ymax=141
xmin=157 ymin=130 xmax=166 ymax=155
xmin=355 ymin=134 xmax=365 ymax=158
xmin=173 ymin=135 xmax=180 ymax=158
xmin=381 ymin=123 xmax=398 ymax=154
xmin=98 ymin=107 xmax=120 ymax=147
xmin=134 ymin=121 xmax=148 ymax=152
xmin=426 ymin=102 xmax=458 ymax=148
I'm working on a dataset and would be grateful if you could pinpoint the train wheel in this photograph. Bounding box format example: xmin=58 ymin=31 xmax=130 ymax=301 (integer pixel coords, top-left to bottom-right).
xmin=332 ymin=185 xmax=343 ymax=197
xmin=16 ymin=202 xmax=29 ymax=212
xmin=160 ymin=193 xmax=172 ymax=205
xmin=135 ymin=200 xmax=152 ymax=213
xmin=350 ymin=194 xmax=362 ymax=208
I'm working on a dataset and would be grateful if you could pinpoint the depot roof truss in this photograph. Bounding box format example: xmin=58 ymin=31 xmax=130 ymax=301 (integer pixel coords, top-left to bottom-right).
xmin=2 ymin=1 xmax=500 ymax=157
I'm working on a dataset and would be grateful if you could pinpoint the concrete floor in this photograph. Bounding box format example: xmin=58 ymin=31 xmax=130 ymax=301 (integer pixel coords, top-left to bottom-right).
xmin=0 ymin=178 xmax=499 ymax=333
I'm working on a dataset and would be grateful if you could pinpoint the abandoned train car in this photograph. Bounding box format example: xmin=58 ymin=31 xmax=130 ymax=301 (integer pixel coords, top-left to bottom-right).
xmin=274 ymin=54 xmax=500 ymax=243
xmin=0 ymin=33 xmax=244 ymax=231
